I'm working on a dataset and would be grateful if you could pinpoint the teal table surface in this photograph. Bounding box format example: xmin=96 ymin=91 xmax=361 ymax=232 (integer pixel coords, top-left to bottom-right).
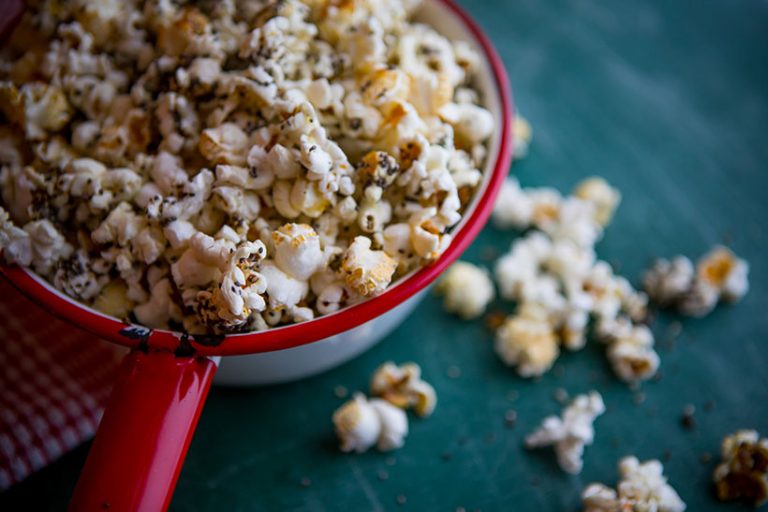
xmin=2 ymin=0 xmax=768 ymax=510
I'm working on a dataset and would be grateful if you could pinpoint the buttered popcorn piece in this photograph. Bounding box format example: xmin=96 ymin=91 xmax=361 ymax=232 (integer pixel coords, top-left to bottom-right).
xmin=495 ymin=303 xmax=559 ymax=378
xmin=370 ymin=361 xmax=437 ymax=417
xmin=582 ymin=457 xmax=686 ymax=512
xmin=605 ymin=324 xmax=660 ymax=383
xmin=436 ymin=261 xmax=495 ymax=320
xmin=525 ymin=391 xmax=605 ymax=474
xmin=512 ymin=115 xmax=533 ymax=160
xmin=332 ymin=393 xmax=409 ymax=453
xmin=573 ymin=176 xmax=621 ymax=227
xmin=341 ymin=237 xmax=397 ymax=296
xmin=0 ymin=0 xmax=493 ymax=333
xmin=642 ymin=256 xmax=695 ymax=307
xmin=713 ymin=430 xmax=768 ymax=506
xmin=696 ymin=245 xmax=749 ymax=303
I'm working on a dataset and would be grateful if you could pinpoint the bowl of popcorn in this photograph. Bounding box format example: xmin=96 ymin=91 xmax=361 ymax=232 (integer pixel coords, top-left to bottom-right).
xmin=0 ymin=0 xmax=511 ymax=507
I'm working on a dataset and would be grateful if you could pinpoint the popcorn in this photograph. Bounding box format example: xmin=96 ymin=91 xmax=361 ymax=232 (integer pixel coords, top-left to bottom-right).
xmin=436 ymin=261 xmax=495 ymax=320
xmin=370 ymin=362 xmax=437 ymax=417
xmin=512 ymin=115 xmax=533 ymax=160
xmin=492 ymin=177 xmax=533 ymax=230
xmin=644 ymin=246 xmax=749 ymax=318
xmin=0 ymin=0 xmax=492 ymax=333
xmin=582 ymin=457 xmax=686 ymax=512
xmin=495 ymin=303 xmax=559 ymax=378
xmin=332 ymin=393 xmax=409 ymax=453
xmin=341 ymin=237 xmax=397 ymax=296
xmin=642 ymin=256 xmax=695 ymax=307
xmin=525 ymin=391 xmax=605 ymax=474
xmin=713 ymin=430 xmax=768 ymax=507
xmin=272 ymin=223 xmax=323 ymax=280
xmin=697 ymin=246 xmax=749 ymax=303
xmin=573 ymin=177 xmax=621 ymax=227
xmin=605 ymin=324 xmax=660 ymax=383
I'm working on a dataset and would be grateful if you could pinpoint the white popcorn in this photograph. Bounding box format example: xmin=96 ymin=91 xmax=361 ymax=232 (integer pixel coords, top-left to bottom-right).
xmin=436 ymin=261 xmax=495 ymax=320
xmin=272 ymin=223 xmax=323 ymax=280
xmin=606 ymin=325 xmax=660 ymax=383
xmin=696 ymin=246 xmax=749 ymax=303
xmin=199 ymin=123 xmax=249 ymax=166
xmin=370 ymin=362 xmax=437 ymax=418
xmin=341 ymin=237 xmax=397 ymax=297
xmin=134 ymin=278 xmax=182 ymax=329
xmin=259 ymin=261 xmax=308 ymax=312
xmin=332 ymin=393 xmax=409 ymax=453
xmin=582 ymin=457 xmax=686 ymax=512
xmin=492 ymin=177 xmax=533 ymax=230
xmin=495 ymin=303 xmax=559 ymax=378
xmin=713 ymin=430 xmax=768 ymax=506
xmin=525 ymin=391 xmax=605 ymax=474
xmin=643 ymin=256 xmax=695 ymax=307
xmin=573 ymin=176 xmax=621 ymax=227
xmin=511 ymin=115 xmax=533 ymax=160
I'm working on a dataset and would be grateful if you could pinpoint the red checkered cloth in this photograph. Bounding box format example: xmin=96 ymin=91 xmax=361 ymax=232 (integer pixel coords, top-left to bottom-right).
xmin=0 ymin=278 xmax=123 ymax=490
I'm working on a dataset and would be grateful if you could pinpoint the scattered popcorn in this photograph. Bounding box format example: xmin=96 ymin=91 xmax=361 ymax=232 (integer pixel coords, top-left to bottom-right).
xmin=435 ymin=261 xmax=495 ymax=320
xmin=643 ymin=256 xmax=695 ymax=307
xmin=370 ymin=362 xmax=437 ymax=417
xmin=525 ymin=391 xmax=605 ymax=474
xmin=713 ymin=430 xmax=768 ymax=507
xmin=495 ymin=303 xmax=559 ymax=378
xmin=604 ymin=324 xmax=660 ymax=383
xmin=332 ymin=393 xmax=409 ymax=453
xmin=0 ymin=0 xmax=494 ymax=333
xmin=573 ymin=177 xmax=621 ymax=227
xmin=511 ymin=115 xmax=533 ymax=160
xmin=643 ymin=246 xmax=749 ymax=318
xmin=582 ymin=457 xmax=686 ymax=512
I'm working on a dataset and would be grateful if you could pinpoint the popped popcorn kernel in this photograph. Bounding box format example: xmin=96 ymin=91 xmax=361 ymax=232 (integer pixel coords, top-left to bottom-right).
xmin=713 ymin=430 xmax=768 ymax=507
xmin=332 ymin=393 xmax=409 ymax=453
xmin=370 ymin=362 xmax=437 ymax=417
xmin=495 ymin=303 xmax=559 ymax=378
xmin=436 ymin=261 xmax=495 ymax=320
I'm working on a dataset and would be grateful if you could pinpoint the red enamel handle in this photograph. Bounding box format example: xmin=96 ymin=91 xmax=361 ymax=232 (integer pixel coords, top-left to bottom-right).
xmin=69 ymin=350 xmax=217 ymax=512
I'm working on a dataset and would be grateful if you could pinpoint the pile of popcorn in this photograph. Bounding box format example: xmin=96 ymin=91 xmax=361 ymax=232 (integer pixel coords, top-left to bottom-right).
xmin=0 ymin=0 xmax=494 ymax=334
xmin=332 ymin=361 xmax=436 ymax=452
xmin=713 ymin=430 xmax=768 ymax=507
xmin=439 ymin=175 xmax=657 ymax=383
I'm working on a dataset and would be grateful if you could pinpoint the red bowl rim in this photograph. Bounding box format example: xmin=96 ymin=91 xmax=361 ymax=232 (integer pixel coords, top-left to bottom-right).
xmin=0 ymin=0 xmax=514 ymax=356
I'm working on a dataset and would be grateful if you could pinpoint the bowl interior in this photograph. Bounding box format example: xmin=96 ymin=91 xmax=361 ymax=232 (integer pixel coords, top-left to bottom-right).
xmin=2 ymin=0 xmax=513 ymax=356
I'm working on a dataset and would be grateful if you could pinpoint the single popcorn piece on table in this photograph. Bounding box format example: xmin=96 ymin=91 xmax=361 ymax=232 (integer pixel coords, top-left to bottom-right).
xmin=696 ymin=245 xmax=749 ymax=304
xmin=572 ymin=176 xmax=621 ymax=227
xmin=370 ymin=361 xmax=437 ymax=417
xmin=435 ymin=261 xmax=495 ymax=320
xmin=494 ymin=302 xmax=559 ymax=378
xmin=332 ymin=393 xmax=409 ymax=453
xmin=642 ymin=256 xmax=695 ymax=308
xmin=525 ymin=391 xmax=605 ymax=474
xmin=713 ymin=430 xmax=768 ymax=507
xmin=582 ymin=456 xmax=686 ymax=512
xmin=604 ymin=324 xmax=660 ymax=383
xmin=512 ymin=114 xmax=532 ymax=160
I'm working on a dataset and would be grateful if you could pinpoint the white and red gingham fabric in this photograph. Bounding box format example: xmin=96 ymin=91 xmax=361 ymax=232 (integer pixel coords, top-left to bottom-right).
xmin=0 ymin=278 xmax=123 ymax=490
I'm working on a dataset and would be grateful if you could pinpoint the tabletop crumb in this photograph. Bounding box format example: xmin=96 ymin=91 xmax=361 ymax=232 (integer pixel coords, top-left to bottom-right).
xmin=396 ymin=494 xmax=407 ymax=506
xmin=334 ymin=385 xmax=349 ymax=399
xmin=385 ymin=456 xmax=397 ymax=466
xmin=484 ymin=311 xmax=507 ymax=331
xmin=553 ymin=388 xmax=569 ymax=404
xmin=300 ymin=477 xmax=312 ymax=488
xmin=377 ymin=470 xmax=389 ymax=481
xmin=484 ymin=432 xmax=497 ymax=444
xmin=699 ymin=452 xmax=712 ymax=464
xmin=441 ymin=451 xmax=454 ymax=461
xmin=703 ymin=400 xmax=716 ymax=412
xmin=506 ymin=390 xmax=519 ymax=402
xmin=447 ymin=365 xmax=462 ymax=379
xmin=632 ymin=392 xmax=646 ymax=405
xmin=681 ymin=404 xmax=696 ymax=430
xmin=504 ymin=410 xmax=518 ymax=428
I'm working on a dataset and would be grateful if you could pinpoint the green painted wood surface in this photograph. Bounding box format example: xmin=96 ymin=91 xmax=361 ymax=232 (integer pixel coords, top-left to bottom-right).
xmin=2 ymin=0 xmax=767 ymax=510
